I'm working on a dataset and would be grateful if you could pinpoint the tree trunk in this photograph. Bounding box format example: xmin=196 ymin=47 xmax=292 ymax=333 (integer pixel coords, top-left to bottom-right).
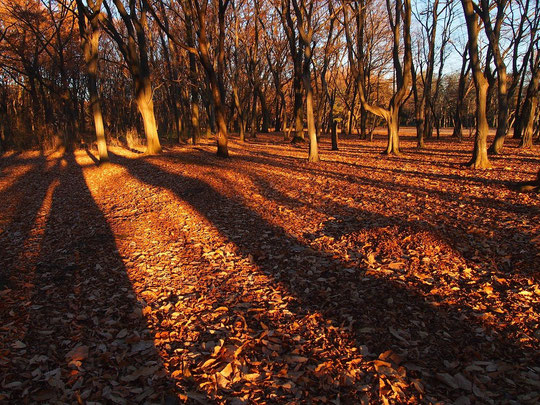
xmin=249 ymin=90 xmax=257 ymax=138
xmin=258 ymin=88 xmax=271 ymax=133
xmin=85 ymin=30 xmax=109 ymax=162
xmin=232 ymin=85 xmax=246 ymax=142
xmin=452 ymin=48 xmax=469 ymax=140
xmin=331 ymin=120 xmax=338 ymax=151
xmin=488 ymin=87 xmax=508 ymax=154
xmin=469 ymin=79 xmax=491 ymax=168
xmin=360 ymin=105 xmax=367 ymax=140
xmin=384 ymin=109 xmax=400 ymax=155
xmin=292 ymin=75 xmax=304 ymax=142
xmin=134 ymin=76 xmax=161 ymax=154
xmin=412 ymin=62 xmax=425 ymax=148
xmin=519 ymin=61 xmax=540 ymax=148
xmin=462 ymin=0 xmax=491 ymax=169
xmin=305 ymin=72 xmax=319 ymax=162
xmin=520 ymin=96 xmax=537 ymax=149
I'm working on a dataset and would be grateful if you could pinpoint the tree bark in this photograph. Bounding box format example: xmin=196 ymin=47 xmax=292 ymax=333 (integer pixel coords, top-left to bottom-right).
xmin=462 ymin=0 xmax=491 ymax=168
xmin=77 ymin=0 xmax=109 ymax=162
xmin=519 ymin=55 xmax=540 ymax=148
xmin=135 ymin=76 xmax=161 ymax=154
xmin=452 ymin=46 xmax=470 ymax=140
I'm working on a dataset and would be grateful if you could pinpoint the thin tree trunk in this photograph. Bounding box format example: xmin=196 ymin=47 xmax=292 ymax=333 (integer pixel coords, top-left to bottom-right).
xmin=452 ymin=47 xmax=469 ymax=140
xmin=292 ymin=74 xmax=304 ymax=142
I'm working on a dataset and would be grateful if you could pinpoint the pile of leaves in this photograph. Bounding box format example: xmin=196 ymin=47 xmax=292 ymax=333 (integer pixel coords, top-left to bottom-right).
xmin=1 ymin=132 xmax=539 ymax=404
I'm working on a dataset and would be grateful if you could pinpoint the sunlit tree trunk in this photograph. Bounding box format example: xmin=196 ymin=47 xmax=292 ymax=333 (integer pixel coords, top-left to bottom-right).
xmin=76 ymin=0 xmax=109 ymax=162
xmin=86 ymin=31 xmax=108 ymax=161
xmin=134 ymin=76 xmax=161 ymax=154
xmin=462 ymin=0 xmax=491 ymax=168
xmin=344 ymin=0 xmax=412 ymax=156
xmin=291 ymin=0 xmax=319 ymax=161
xmin=188 ymin=0 xmax=229 ymax=157
xmin=519 ymin=54 xmax=540 ymax=148
xmin=304 ymin=64 xmax=319 ymax=161
xmin=102 ymin=0 xmax=162 ymax=154
xmin=385 ymin=108 xmax=400 ymax=154
xmin=480 ymin=0 xmax=510 ymax=155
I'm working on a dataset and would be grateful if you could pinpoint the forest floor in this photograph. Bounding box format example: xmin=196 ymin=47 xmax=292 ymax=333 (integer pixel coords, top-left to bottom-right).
xmin=1 ymin=129 xmax=539 ymax=404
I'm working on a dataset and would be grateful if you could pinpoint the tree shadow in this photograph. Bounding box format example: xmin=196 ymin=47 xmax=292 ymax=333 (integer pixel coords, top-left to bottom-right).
xmin=0 ymin=152 xmax=181 ymax=403
xmin=170 ymin=147 xmax=540 ymax=216
xmin=0 ymin=155 xmax=55 ymax=290
xmin=110 ymin=150 xmax=539 ymax=403
xmin=154 ymin=147 xmax=539 ymax=286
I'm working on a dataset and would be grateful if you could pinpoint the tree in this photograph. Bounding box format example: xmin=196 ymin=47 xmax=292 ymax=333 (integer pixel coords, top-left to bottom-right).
xmin=101 ymin=0 xmax=162 ymax=154
xmin=75 ymin=0 xmax=109 ymax=162
xmin=183 ymin=0 xmax=230 ymax=157
xmin=277 ymin=0 xmax=319 ymax=161
xmin=450 ymin=40 xmax=472 ymax=140
xmin=518 ymin=49 xmax=540 ymax=148
xmin=291 ymin=0 xmax=319 ymax=162
xmin=461 ymin=0 xmax=491 ymax=168
xmin=344 ymin=0 xmax=413 ymax=155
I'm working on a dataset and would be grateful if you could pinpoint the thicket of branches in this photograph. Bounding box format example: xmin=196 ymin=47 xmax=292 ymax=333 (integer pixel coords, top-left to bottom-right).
xmin=0 ymin=0 xmax=539 ymax=167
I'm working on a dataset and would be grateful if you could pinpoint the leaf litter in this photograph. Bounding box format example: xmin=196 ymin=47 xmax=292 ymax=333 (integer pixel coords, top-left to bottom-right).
xmin=0 ymin=132 xmax=539 ymax=403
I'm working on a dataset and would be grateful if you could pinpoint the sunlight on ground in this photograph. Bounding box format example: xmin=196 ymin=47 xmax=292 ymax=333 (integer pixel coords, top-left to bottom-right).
xmin=1 ymin=135 xmax=539 ymax=403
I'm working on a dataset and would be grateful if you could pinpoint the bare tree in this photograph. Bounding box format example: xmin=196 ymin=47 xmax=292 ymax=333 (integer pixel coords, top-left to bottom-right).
xmin=75 ymin=0 xmax=109 ymax=161
xmin=461 ymin=0 xmax=490 ymax=168
xmin=277 ymin=0 xmax=319 ymax=161
xmin=101 ymin=0 xmax=162 ymax=154
xmin=344 ymin=0 xmax=413 ymax=155
xmin=518 ymin=49 xmax=540 ymax=148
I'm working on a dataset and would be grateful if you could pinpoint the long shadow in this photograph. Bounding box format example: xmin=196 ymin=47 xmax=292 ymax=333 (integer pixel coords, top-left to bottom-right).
xmin=317 ymin=155 xmax=535 ymax=188
xmin=209 ymin=158 xmax=540 ymax=284
xmin=156 ymin=148 xmax=540 ymax=283
xmin=111 ymin=151 xmax=538 ymax=403
xmin=162 ymin=147 xmax=539 ymax=217
xmin=235 ymin=149 xmax=540 ymax=215
xmin=0 ymin=153 xmax=48 ymax=177
xmin=0 ymin=156 xmax=55 ymax=290
xmin=1 ymin=153 xmax=181 ymax=403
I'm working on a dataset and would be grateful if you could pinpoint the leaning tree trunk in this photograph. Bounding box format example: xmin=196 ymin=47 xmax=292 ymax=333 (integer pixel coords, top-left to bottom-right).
xmin=134 ymin=76 xmax=161 ymax=154
xmin=462 ymin=0 xmax=491 ymax=169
